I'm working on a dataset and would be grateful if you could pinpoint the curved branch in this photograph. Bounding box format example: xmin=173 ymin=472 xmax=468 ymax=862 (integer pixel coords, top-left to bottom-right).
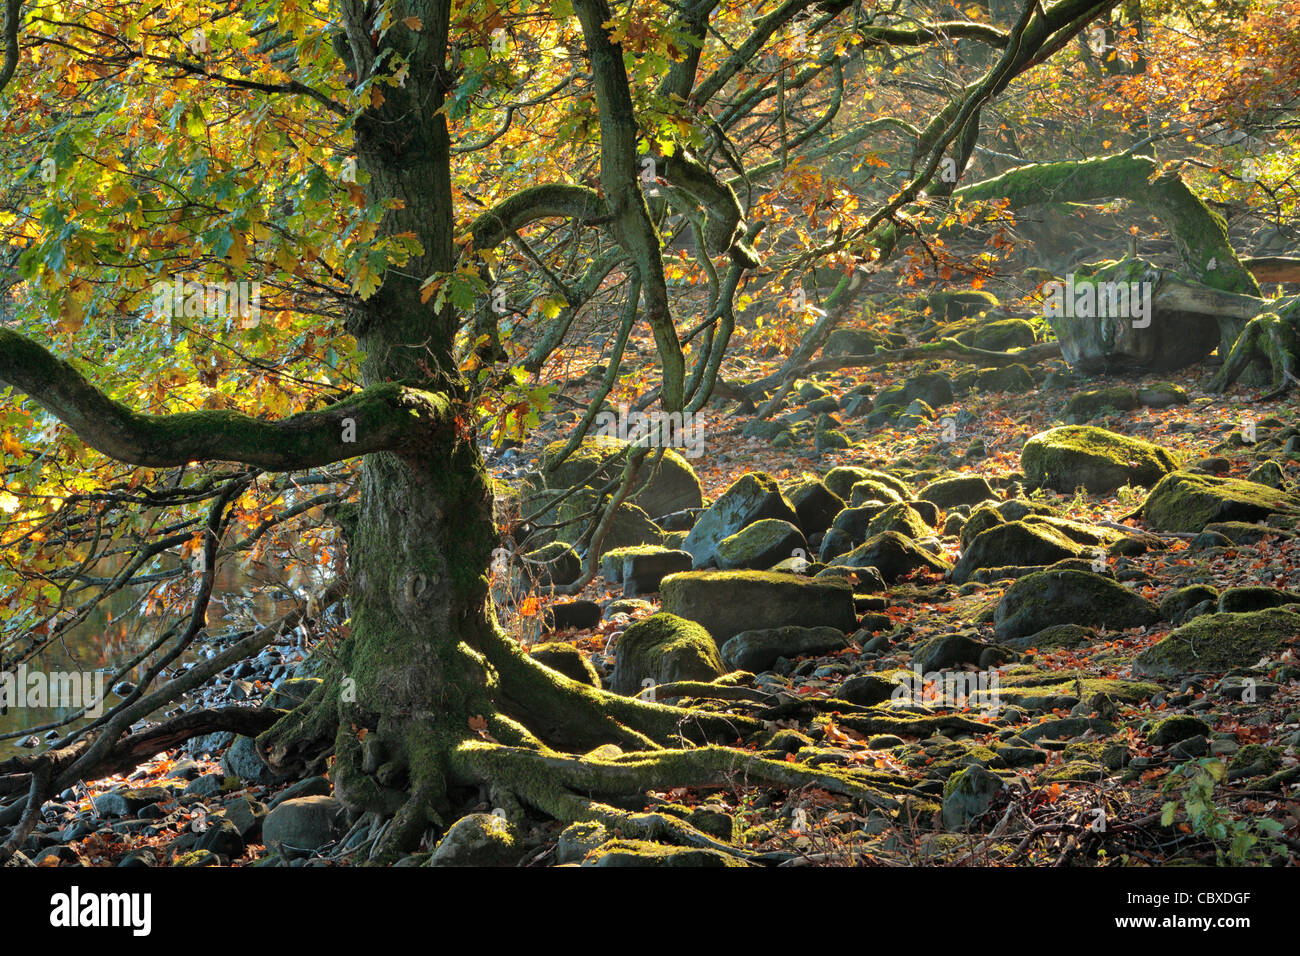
xmin=463 ymin=183 xmax=608 ymax=251
xmin=0 ymin=330 xmax=449 ymax=470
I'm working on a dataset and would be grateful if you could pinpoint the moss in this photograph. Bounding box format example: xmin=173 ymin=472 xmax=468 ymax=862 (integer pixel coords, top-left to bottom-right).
xmin=1062 ymin=387 xmax=1139 ymax=420
xmin=609 ymin=613 xmax=723 ymax=695
xmin=1148 ymin=714 xmax=1210 ymax=746
xmin=975 ymin=364 xmax=1034 ymax=393
xmin=1133 ymin=608 xmax=1300 ymax=677
xmin=715 ymin=518 xmax=806 ymax=570
xmin=849 ymin=478 xmax=906 ymax=505
xmin=1229 ymin=744 xmax=1282 ymax=777
xmin=1022 ymin=425 xmax=1177 ymax=493
xmin=529 ymin=642 xmax=602 ymax=687
xmin=1141 ymin=470 xmax=1300 ymax=533
xmin=866 ymin=502 xmax=931 ymax=540
xmin=960 ymin=504 xmax=1005 ymax=548
xmin=824 ymin=466 xmax=912 ymax=501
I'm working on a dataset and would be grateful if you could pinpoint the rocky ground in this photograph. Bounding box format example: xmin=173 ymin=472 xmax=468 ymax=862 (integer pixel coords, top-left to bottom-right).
xmin=9 ymin=296 xmax=1300 ymax=867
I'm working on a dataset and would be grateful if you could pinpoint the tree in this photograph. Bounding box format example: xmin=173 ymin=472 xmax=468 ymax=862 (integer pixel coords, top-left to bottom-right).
xmin=8 ymin=0 xmax=1275 ymax=864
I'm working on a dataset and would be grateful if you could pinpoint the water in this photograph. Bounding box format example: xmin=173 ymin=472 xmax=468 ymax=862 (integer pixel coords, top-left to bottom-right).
xmin=0 ymin=562 xmax=291 ymax=761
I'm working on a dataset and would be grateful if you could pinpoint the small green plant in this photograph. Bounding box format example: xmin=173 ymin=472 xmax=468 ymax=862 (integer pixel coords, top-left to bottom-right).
xmin=1160 ymin=757 xmax=1285 ymax=864
xmin=1115 ymin=482 xmax=1144 ymax=507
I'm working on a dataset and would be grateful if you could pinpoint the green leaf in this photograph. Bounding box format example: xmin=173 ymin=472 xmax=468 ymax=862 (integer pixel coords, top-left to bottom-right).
xmin=1160 ymin=801 xmax=1177 ymax=827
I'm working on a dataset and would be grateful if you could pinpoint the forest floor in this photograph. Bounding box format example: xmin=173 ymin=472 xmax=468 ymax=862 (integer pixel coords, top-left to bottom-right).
xmin=20 ymin=297 xmax=1300 ymax=868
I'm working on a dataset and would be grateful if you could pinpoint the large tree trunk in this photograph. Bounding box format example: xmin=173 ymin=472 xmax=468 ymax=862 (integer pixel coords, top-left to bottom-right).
xmin=259 ymin=0 xmax=496 ymax=838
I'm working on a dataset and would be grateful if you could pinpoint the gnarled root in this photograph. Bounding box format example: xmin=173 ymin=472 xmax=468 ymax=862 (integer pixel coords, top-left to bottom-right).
xmin=1209 ymin=311 xmax=1299 ymax=394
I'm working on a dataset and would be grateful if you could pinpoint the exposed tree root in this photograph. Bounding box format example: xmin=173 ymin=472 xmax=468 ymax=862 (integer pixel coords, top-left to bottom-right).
xmin=1209 ymin=310 xmax=1299 ymax=394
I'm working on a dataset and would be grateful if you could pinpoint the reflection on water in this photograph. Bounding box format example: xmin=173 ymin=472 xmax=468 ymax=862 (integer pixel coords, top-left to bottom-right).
xmin=0 ymin=561 xmax=290 ymax=760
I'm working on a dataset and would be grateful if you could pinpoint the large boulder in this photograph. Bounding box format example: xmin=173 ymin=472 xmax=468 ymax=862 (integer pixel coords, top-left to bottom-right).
xmin=1139 ymin=471 xmax=1300 ymax=532
xmin=1022 ymin=425 xmax=1177 ymax=493
xmin=660 ymin=570 xmax=857 ymax=645
xmin=993 ymin=569 xmax=1160 ymax=641
xmin=829 ymin=531 xmax=951 ymax=582
xmin=540 ymin=436 xmax=702 ymax=519
xmin=609 ymin=613 xmax=723 ymax=695
xmin=719 ymin=626 xmax=849 ymax=672
xmin=715 ymin=519 xmax=808 ymax=571
xmin=951 ymin=521 xmax=1082 ymax=584
xmin=682 ymin=473 xmax=798 ymax=568
xmin=1133 ymin=608 xmax=1300 ymax=677
xmin=1045 ymin=257 xmax=1221 ymax=373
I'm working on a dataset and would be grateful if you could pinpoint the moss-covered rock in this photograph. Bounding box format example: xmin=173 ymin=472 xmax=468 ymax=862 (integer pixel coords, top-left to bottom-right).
xmin=1133 ymin=608 xmax=1300 ymax=677
xmin=1022 ymin=425 xmax=1177 ymax=493
xmin=959 ymin=504 xmax=1005 ymax=548
xmin=719 ymin=625 xmax=849 ymax=672
xmin=951 ymin=520 xmax=1083 ymax=584
xmin=918 ymin=474 xmax=996 ymax=509
xmin=1159 ymin=584 xmax=1218 ymax=621
xmin=609 ymin=613 xmax=723 ymax=694
xmin=529 ymin=642 xmax=601 ymax=687
xmin=1203 ymin=521 xmax=1294 ymax=544
xmin=849 ymin=478 xmax=906 ymax=505
xmin=829 ymin=531 xmax=951 ymax=582
xmin=715 ymin=518 xmax=808 ymax=571
xmin=1062 ymin=386 xmax=1140 ymax=421
xmin=518 ymin=540 xmax=581 ymax=587
xmin=1002 ymin=623 xmax=1097 ymax=650
xmin=1229 ymin=743 xmax=1282 ymax=777
xmin=682 ymin=472 xmax=798 ymax=568
xmin=828 ymin=502 xmax=890 ymax=544
xmin=1140 ymin=471 xmax=1300 ymax=532
xmin=660 ymin=570 xmax=857 ymax=644
xmin=866 ymin=502 xmax=931 ymax=540
xmin=976 ymin=364 xmax=1034 ymax=393
xmin=784 ymin=477 xmax=844 ymax=535
xmin=1147 ymin=714 xmax=1210 ymax=747
xmin=967 ymin=318 xmax=1035 ymax=351
xmin=555 ymin=821 xmax=610 ymax=865
xmin=1217 ymin=585 xmax=1300 ymax=613
xmin=1135 ymin=382 xmax=1189 ymax=409
xmin=993 ymin=569 xmax=1159 ymax=641
xmin=541 ymin=435 xmax=702 ymax=519
xmin=428 ymin=813 xmax=521 ymax=867
xmin=941 ymin=764 xmax=1004 ymax=830
xmin=824 ymin=465 xmax=912 ymax=501
xmin=557 ymin=497 xmax=664 ymax=555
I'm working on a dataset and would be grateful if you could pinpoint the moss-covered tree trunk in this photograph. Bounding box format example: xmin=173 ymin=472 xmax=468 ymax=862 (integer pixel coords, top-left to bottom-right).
xmin=258 ymin=0 xmax=501 ymax=845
